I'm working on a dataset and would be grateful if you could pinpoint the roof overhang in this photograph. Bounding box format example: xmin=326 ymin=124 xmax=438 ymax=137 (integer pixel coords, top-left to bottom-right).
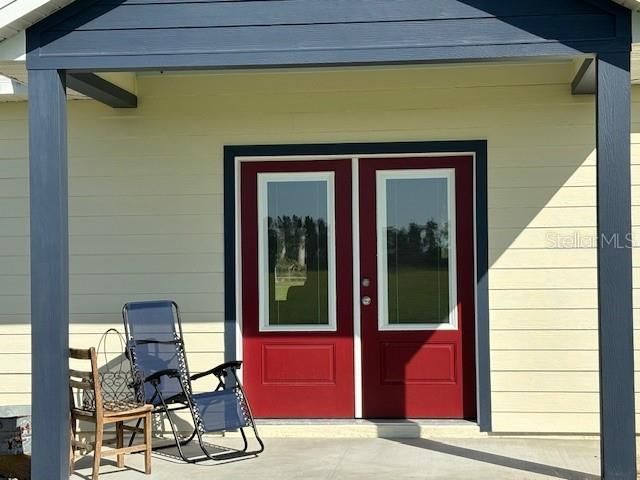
xmin=0 ymin=0 xmax=638 ymax=103
xmin=612 ymin=0 xmax=640 ymax=10
xmin=1 ymin=0 xmax=639 ymax=45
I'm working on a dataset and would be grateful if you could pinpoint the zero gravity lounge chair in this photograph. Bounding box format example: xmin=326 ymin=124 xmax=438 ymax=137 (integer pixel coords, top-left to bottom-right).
xmin=122 ymin=300 xmax=264 ymax=463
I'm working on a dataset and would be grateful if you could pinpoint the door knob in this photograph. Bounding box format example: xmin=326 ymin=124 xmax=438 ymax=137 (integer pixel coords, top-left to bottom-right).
xmin=361 ymin=296 xmax=372 ymax=306
xmin=361 ymin=278 xmax=371 ymax=287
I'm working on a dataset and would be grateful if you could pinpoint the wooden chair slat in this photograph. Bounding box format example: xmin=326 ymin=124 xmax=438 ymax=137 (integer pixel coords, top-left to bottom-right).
xmin=99 ymin=444 xmax=148 ymax=457
xmin=69 ymin=348 xmax=92 ymax=360
xmin=69 ymin=379 xmax=93 ymax=390
xmin=69 ymin=368 xmax=93 ymax=380
xmin=71 ymin=406 xmax=95 ymax=415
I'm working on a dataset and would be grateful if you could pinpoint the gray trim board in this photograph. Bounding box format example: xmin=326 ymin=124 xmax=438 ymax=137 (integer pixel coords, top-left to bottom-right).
xmin=572 ymin=58 xmax=596 ymax=94
xmin=28 ymin=69 xmax=70 ymax=479
xmin=66 ymin=72 xmax=137 ymax=108
xmin=596 ymin=52 xmax=637 ymax=480
xmin=23 ymin=44 xmax=631 ymax=73
xmin=223 ymin=141 xmax=491 ymax=430
xmin=223 ymin=147 xmax=237 ymax=363
xmin=474 ymin=142 xmax=491 ymax=433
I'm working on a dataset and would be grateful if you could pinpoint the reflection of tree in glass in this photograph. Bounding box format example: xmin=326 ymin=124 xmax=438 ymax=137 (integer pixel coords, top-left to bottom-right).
xmin=387 ymin=219 xmax=449 ymax=266
xmin=267 ymin=215 xmax=329 ymax=325
xmin=267 ymin=215 xmax=328 ymax=277
xmin=386 ymin=218 xmax=450 ymax=324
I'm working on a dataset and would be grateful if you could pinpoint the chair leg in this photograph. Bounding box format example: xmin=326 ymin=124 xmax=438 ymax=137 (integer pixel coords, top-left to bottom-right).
xmin=252 ymin=423 xmax=265 ymax=454
xmin=239 ymin=427 xmax=249 ymax=452
xmin=92 ymin=423 xmax=103 ymax=480
xmin=144 ymin=413 xmax=152 ymax=475
xmin=116 ymin=422 xmax=124 ymax=468
xmin=69 ymin=417 xmax=76 ymax=475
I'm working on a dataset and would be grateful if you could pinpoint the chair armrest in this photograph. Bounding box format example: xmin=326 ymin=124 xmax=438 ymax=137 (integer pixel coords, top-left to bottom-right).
xmin=190 ymin=361 xmax=242 ymax=382
xmin=145 ymin=368 xmax=180 ymax=384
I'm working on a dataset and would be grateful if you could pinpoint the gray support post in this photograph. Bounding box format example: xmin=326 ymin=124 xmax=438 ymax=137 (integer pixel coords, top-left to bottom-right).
xmin=28 ymin=69 xmax=69 ymax=480
xmin=596 ymin=52 xmax=636 ymax=480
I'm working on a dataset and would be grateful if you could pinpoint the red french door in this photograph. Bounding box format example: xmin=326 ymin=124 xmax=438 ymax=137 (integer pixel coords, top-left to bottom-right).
xmin=240 ymin=159 xmax=355 ymax=418
xmin=359 ymin=156 xmax=476 ymax=418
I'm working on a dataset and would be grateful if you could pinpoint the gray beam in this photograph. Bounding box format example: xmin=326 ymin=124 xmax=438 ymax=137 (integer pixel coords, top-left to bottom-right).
xmin=572 ymin=58 xmax=596 ymax=95
xmin=28 ymin=69 xmax=70 ymax=479
xmin=66 ymin=72 xmax=137 ymax=108
xmin=596 ymin=52 xmax=636 ymax=480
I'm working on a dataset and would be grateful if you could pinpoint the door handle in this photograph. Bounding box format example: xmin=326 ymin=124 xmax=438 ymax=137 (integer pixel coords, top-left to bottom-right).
xmin=361 ymin=296 xmax=372 ymax=306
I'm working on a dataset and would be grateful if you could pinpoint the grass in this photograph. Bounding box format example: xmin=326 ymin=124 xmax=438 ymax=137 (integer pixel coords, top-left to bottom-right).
xmin=265 ymin=267 xmax=451 ymax=326
xmin=387 ymin=266 xmax=450 ymax=325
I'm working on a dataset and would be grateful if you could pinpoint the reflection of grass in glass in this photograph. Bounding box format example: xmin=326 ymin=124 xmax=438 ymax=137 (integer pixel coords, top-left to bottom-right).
xmin=269 ymin=270 xmax=329 ymax=325
xmin=274 ymin=276 xmax=306 ymax=301
xmin=388 ymin=267 xmax=450 ymax=324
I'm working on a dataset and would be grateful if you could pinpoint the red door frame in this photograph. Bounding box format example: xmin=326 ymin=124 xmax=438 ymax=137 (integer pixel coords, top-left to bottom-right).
xmin=236 ymin=153 xmax=477 ymax=420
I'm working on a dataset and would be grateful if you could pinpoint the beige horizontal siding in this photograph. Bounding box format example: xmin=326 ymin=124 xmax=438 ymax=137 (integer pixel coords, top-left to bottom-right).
xmin=492 ymin=331 xmax=598 ymax=351
xmin=490 ymin=249 xmax=596 ymax=269
xmin=490 ymin=309 xmax=597 ymax=330
xmin=0 ymin=61 xmax=636 ymax=433
xmin=492 ymin=413 xmax=600 ymax=433
xmin=0 ymin=332 xmax=223 ymax=353
xmin=489 ymin=269 xmax=597 ymax=289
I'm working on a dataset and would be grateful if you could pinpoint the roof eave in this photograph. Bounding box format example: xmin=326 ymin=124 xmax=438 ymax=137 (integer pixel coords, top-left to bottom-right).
xmin=612 ymin=0 xmax=640 ymax=10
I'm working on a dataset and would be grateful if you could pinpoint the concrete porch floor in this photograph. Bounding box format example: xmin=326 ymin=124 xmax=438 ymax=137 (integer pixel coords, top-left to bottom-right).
xmin=70 ymin=437 xmax=603 ymax=480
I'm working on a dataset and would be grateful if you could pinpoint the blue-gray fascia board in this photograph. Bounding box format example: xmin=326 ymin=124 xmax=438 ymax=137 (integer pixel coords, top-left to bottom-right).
xmin=572 ymin=58 xmax=597 ymax=95
xmin=26 ymin=42 xmax=630 ymax=72
xmin=473 ymin=142 xmax=491 ymax=433
xmin=596 ymin=51 xmax=637 ymax=480
xmin=66 ymin=72 xmax=137 ymax=108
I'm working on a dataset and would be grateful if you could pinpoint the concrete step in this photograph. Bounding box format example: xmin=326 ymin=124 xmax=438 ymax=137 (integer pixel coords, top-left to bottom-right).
xmin=228 ymin=419 xmax=485 ymax=439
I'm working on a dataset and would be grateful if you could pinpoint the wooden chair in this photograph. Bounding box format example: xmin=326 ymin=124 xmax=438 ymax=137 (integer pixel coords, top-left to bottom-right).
xmin=69 ymin=347 xmax=152 ymax=480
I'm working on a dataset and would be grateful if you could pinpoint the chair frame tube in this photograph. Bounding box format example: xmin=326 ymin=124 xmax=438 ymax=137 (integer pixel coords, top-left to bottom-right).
xmin=122 ymin=301 xmax=264 ymax=463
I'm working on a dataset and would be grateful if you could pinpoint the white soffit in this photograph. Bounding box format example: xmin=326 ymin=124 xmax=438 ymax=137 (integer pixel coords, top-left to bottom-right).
xmin=0 ymin=73 xmax=26 ymax=100
xmin=0 ymin=0 xmax=76 ymax=42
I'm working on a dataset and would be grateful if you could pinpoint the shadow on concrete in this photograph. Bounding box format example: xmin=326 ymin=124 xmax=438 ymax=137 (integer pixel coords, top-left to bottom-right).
xmin=71 ymin=455 xmax=141 ymax=480
xmin=392 ymin=438 xmax=599 ymax=480
xmin=150 ymin=439 xmax=257 ymax=465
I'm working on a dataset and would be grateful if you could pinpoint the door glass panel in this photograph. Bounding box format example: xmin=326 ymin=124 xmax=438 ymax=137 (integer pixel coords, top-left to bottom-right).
xmin=258 ymin=172 xmax=336 ymax=331
xmin=377 ymin=169 xmax=457 ymax=330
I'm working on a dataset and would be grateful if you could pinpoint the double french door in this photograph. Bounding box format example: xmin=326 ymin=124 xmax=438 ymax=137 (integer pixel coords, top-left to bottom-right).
xmin=240 ymin=155 xmax=476 ymax=419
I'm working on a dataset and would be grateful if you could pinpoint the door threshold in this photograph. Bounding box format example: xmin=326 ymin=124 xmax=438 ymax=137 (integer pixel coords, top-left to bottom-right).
xmin=229 ymin=419 xmax=484 ymax=439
